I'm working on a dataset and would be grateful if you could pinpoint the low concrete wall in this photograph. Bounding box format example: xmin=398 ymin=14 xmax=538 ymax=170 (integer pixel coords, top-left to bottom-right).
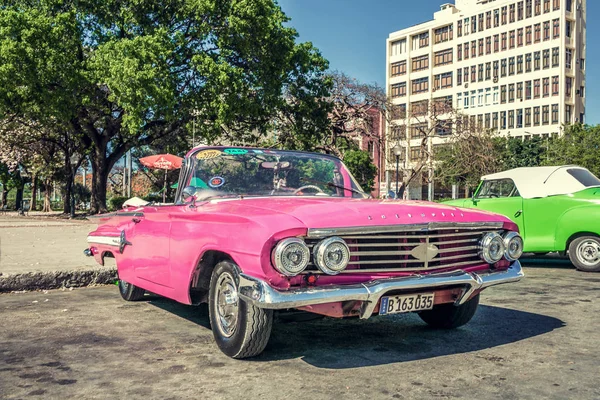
xmin=0 ymin=268 xmax=117 ymax=292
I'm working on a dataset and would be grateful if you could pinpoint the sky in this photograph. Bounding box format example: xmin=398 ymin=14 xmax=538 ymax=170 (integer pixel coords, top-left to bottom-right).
xmin=278 ymin=0 xmax=599 ymax=124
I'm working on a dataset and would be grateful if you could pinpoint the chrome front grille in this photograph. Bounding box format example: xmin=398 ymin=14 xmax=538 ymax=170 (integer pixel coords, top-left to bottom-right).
xmin=304 ymin=223 xmax=504 ymax=273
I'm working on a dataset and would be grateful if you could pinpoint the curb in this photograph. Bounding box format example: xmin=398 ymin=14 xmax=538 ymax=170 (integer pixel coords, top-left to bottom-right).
xmin=0 ymin=268 xmax=118 ymax=292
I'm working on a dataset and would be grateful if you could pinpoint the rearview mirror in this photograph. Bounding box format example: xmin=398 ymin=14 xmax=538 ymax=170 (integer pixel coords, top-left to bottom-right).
xmin=260 ymin=161 xmax=290 ymax=169
xmin=182 ymin=186 xmax=197 ymax=203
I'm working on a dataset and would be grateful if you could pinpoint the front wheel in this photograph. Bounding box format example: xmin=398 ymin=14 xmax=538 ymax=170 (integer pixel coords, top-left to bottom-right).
xmin=208 ymin=261 xmax=273 ymax=358
xmin=118 ymin=279 xmax=146 ymax=301
xmin=569 ymin=236 xmax=600 ymax=272
xmin=418 ymin=294 xmax=480 ymax=329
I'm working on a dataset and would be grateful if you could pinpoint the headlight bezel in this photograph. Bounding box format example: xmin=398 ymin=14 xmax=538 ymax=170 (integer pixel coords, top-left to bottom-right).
xmin=479 ymin=232 xmax=506 ymax=264
xmin=503 ymin=231 xmax=524 ymax=261
xmin=313 ymin=236 xmax=351 ymax=275
xmin=271 ymin=237 xmax=311 ymax=276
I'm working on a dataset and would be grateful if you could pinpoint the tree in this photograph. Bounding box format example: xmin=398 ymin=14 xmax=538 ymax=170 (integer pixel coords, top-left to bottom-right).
xmin=343 ymin=149 xmax=377 ymax=193
xmin=0 ymin=0 xmax=330 ymax=213
xmin=545 ymin=124 xmax=600 ymax=177
xmin=499 ymin=135 xmax=548 ymax=170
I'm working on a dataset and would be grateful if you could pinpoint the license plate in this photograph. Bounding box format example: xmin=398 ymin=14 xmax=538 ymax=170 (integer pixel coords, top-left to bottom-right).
xmin=379 ymin=293 xmax=435 ymax=316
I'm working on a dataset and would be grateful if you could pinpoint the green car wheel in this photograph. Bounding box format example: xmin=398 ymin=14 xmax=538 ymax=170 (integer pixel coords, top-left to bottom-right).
xmin=569 ymin=236 xmax=600 ymax=272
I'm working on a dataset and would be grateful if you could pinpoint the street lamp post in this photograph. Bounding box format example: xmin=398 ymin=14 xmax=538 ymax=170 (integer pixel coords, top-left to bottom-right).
xmin=392 ymin=144 xmax=403 ymax=198
xmin=70 ymin=154 xmax=79 ymax=218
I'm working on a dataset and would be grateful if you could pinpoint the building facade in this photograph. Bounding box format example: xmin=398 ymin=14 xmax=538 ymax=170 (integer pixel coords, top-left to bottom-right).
xmin=385 ymin=0 xmax=586 ymax=198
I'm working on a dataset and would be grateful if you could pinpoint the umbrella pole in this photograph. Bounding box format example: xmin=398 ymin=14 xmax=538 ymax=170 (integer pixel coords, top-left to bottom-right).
xmin=163 ymin=169 xmax=167 ymax=203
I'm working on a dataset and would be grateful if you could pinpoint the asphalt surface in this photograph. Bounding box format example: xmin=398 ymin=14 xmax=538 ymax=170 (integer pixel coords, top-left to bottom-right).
xmin=1 ymin=258 xmax=599 ymax=399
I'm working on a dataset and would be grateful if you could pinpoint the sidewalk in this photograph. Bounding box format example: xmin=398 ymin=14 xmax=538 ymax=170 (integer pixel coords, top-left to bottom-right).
xmin=0 ymin=213 xmax=116 ymax=291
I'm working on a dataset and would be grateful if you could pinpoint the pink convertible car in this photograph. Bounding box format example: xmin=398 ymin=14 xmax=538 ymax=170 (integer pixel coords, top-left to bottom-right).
xmin=86 ymin=147 xmax=524 ymax=358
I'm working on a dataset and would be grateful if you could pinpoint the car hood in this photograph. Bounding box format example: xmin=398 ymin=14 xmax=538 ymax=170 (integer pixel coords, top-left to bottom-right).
xmin=202 ymin=197 xmax=513 ymax=229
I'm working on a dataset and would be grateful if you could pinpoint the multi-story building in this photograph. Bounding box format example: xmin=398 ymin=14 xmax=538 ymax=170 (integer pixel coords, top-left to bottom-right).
xmin=385 ymin=0 xmax=586 ymax=199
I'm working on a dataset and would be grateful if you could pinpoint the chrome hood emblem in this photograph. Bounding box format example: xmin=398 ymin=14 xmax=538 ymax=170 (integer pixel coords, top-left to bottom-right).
xmin=410 ymin=243 xmax=439 ymax=262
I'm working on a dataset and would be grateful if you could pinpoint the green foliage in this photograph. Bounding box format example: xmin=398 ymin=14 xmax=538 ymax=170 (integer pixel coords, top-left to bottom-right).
xmin=108 ymin=196 xmax=128 ymax=211
xmin=342 ymin=149 xmax=377 ymax=193
xmin=545 ymin=124 xmax=600 ymax=177
xmin=73 ymin=183 xmax=91 ymax=205
xmin=498 ymin=136 xmax=548 ymax=170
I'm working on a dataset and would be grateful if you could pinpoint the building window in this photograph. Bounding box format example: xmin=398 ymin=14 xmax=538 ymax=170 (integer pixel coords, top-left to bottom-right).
xmin=509 ymin=84 xmax=515 ymax=102
xmin=552 ymin=104 xmax=559 ymax=124
xmin=581 ymin=58 xmax=585 ymax=70
xmin=500 ymin=111 xmax=507 ymax=129
xmin=494 ymin=34 xmax=500 ymax=52
xmin=479 ymin=38 xmax=484 ymax=56
xmin=486 ymin=36 xmax=492 ymax=54
xmin=457 ymin=44 xmax=462 ymax=61
xmin=565 ymin=104 xmax=572 ymax=123
xmin=543 ymin=77 xmax=550 ymax=97
xmin=412 ymin=55 xmax=429 ymax=71
xmin=501 ymin=6 xmax=508 ymax=25
xmin=411 ymin=101 xmax=429 ymax=117
xmin=534 ymin=79 xmax=541 ymax=98
xmin=486 ymin=11 xmax=492 ymax=29
xmin=566 ymin=77 xmax=572 ymax=97
xmin=410 ymin=146 xmax=422 ymax=161
xmin=410 ymin=122 xmax=428 ymax=138
xmin=493 ymin=61 xmax=499 ymax=78
xmin=533 ymin=106 xmax=540 ymax=126
xmin=494 ymin=9 xmax=500 ymax=27
xmin=525 ymin=108 xmax=532 ymax=127
xmin=517 ymin=28 xmax=524 ymax=47
xmin=464 ymin=68 xmax=469 ymax=84
xmin=509 ymin=4 xmax=516 ymax=23
xmin=534 ymin=23 xmax=541 ymax=43
xmin=478 ymin=13 xmax=484 ymax=32
xmin=478 ymin=64 xmax=484 ymax=82
xmin=517 ymin=55 xmax=524 ymax=74
xmin=542 ymin=105 xmax=549 ymax=125
xmin=434 ymin=25 xmax=453 ymax=44
xmin=509 ymin=57 xmax=515 ymax=75
xmin=471 ymin=15 xmax=477 ymax=33
xmin=535 ymin=0 xmax=541 ymax=15
xmin=553 ymin=0 xmax=560 ymax=10
xmin=526 ymin=53 xmax=532 ymax=72
xmin=501 ymin=58 xmax=507 ymax=77
xmin=501 ymin=85 xmax=507 ymax=104
xmin=391 ymin=61 xmax=407 ymax=77
xmin=552 ymin=76 xmax=559 ymax=95
xmin=457 ymin=20 xmax=463 ymax=37
xmin=566 ymin=0 xmax=572 ymax=12
xmin=492 ymin=112 xmax=499 ymax=129
xmin=391 ymin=125 xmax=406 ymax=140
xmin=464 ymin=42 xmax=469 ymax=60
xmin=390 ymin=39 xmax=407 ymax=56
xmin=471 ymin=40 xmax=477 ymax=58
xmin=552 ymin=47 xmax=559 ymax=67
xmin=517 ymin=82 xmax=523 ymax=100
xmin=493 ymin=86 xmax=499 ymax=104
xmin=544 ymin=0 xmax=551 ymax=13
xmin=517 ymin=109 xmax=523 ymax=128
xmin=434 ymin=48 xmax=453 ymax=66
xmin=501 ymin=32 xmax=507 ymax=50
xmin=543 ymin=21 xmax=550 ymax=41
xmin=526 ymin=26 xmax=532 ymax=45
xmin=485 ymin=62 xmax=491 ymax=80
xmin=518 ymin=1 xmax=524 ymax=20
xmin=566 ymin=21 xmax=572 ymax=38
xmin=543 ymin=49 xmax=550 ymax=69
xmin=485 ymin=113 xmax=491 ymax=129
xmin=534 ymin=51 xmax=541 ymax=70
xmin=433 ymin=96 xmax=453 ymax=114
xmin=525 ymin=80 xmax=532 ymax=99
xmin=508 ymin=110 xmax=515 ymax=129
xmin=412 ymin=77 xmax=429 ymax=94
xmin=526 ymin=0 xmax=533 ymax=18
xmin=393 ymin=104 xmax=407 ymax=120
xmin=471 ymin=65 xmax=476 ymax=82
xmin=391 ymin=82 xmax=407 ymax=98
xmin=552 ymin=19 xmax=560 ymax=38
xmin=566 ymin=49 xmax=572 ymax=69
xmin=457 ymin=68 xmax=462 ymax=85
xmin=419 ymin=32 xmax=429 ymax=48
xmin=509 ymin=30 xmax=515 ymax=49
xmin=434 ymin=72 xmax=453 ymax=89
xmin=464 ymin=17 xmax=470 ymax=35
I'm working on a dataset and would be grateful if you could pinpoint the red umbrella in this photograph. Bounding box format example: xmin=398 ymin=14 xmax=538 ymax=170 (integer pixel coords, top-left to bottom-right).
xmin=139 ymin=154 xmax=183 ymax=202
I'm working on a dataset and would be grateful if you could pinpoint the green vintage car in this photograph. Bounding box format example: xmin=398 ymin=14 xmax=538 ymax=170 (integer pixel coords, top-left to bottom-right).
xmin=445 ymin=166 xmax=600 ymax=272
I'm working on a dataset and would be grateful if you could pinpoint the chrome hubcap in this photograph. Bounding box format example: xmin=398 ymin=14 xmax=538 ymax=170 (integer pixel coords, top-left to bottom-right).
xmin=215 ymin=272 xmax=239 ymax=338
xmin=577 ymin=240 xmax=600 ymax=266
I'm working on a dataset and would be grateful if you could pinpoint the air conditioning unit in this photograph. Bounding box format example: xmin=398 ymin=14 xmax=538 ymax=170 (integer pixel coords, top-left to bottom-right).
xmin=493 ymin=76 xmax=499 ymax=83
xmin=465 ymin=82 xmax=469 ymax=88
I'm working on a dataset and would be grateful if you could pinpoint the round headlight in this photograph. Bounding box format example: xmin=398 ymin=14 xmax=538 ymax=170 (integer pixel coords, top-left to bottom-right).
xmin=313 ymin=236 xmax=350 ymax=275
xmin=479 ymin=232 xmax=506 ymax=264
xmin=271 ymin=238 xmax=310 ymax=276
xmin=503 ymin=231 xmax=523 ymax=261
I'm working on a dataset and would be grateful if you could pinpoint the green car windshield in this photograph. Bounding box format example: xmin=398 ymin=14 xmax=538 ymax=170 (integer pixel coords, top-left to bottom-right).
xmin=187 ymin=148 xmax=367 ymax=199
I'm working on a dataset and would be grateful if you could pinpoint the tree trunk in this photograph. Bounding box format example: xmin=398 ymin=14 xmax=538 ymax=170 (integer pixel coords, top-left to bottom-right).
xmin=464 ymin=185 xmax=469 ymax=198
xmin=63 ymin=178 xmax=72 ymax=214
xmin=31 ymin=174 xmax=37 ymax=211
xmin=90 ymin=151 xmax=110 ymax=214
xmin=0 ymin=182 xmax=7 ymax=208
xmin=15 ymin=186 xmax=23 ymax=212
xmin=42 ymin=179 xmax=52 ymax=212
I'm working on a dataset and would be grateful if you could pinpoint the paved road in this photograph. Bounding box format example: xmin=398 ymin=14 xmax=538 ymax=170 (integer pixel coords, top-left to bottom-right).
xmin=1 ymin=261 xmax=599 ymax=399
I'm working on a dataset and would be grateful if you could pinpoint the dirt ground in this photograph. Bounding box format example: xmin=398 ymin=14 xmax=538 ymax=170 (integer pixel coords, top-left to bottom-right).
xmin=1 ymin=259 xmax=599 ymax=400
xmin=0 ymin=215 xmax=103 ymax=276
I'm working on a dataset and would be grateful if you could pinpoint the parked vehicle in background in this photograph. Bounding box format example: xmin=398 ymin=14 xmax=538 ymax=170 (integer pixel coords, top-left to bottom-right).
xmin=444 ymin=166 xmax=600 ymax=272
xmin=86 ymin=147 xmax=523 ymax=358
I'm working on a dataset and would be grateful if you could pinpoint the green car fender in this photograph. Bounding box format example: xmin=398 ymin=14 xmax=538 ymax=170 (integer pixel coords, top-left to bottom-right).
xmin=554 ymin=205 xmax=600 ymax=251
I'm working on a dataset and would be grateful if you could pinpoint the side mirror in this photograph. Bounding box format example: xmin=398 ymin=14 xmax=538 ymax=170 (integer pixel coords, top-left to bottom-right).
xmin=387 ymin=190 xmax=397 ymax=199
xmin=471 ymin=193 xmax=479 ymax=205
xmin=182 ymin=186 xmax=197 ymax=203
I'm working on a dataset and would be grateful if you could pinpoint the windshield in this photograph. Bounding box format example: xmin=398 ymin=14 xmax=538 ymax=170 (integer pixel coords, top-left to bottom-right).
xmin=186 ymin=148 xmax=368 ymax=200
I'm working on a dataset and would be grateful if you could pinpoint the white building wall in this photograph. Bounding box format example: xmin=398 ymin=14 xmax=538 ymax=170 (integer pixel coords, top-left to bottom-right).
xmin=385 ymin=0 xmax=586 ymax=198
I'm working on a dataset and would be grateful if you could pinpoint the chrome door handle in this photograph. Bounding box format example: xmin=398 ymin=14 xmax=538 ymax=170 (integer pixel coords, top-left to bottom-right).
xmin=514 ymin=210 xmax=523 ymax=218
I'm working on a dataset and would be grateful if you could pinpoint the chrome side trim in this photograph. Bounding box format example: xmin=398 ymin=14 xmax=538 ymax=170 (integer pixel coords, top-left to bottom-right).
xmin=238 ymin=261 xmax=524 ymax=319
xmin=307 ymin=222 xmax=504 ymax=239
xmin=87 ymin=235 xmax=120 ymax=247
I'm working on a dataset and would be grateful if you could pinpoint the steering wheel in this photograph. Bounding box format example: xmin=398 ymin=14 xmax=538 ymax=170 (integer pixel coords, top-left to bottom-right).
xmin=293 ymin=185 xmax=324 ymax=195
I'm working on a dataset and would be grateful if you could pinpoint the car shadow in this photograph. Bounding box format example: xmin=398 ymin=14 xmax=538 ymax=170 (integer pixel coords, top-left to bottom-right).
xmin=147 ymin=297 xmax=564 ymax=369
xmin=520 ymin=254 xmax=574 ymax=269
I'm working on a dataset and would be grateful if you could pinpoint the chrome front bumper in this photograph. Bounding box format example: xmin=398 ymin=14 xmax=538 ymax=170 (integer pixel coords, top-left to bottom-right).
xmin=238 ymin=261 xmax=524 ymax=319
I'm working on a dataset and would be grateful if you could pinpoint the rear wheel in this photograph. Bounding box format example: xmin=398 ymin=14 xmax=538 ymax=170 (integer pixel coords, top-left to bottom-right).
xmin=118 ymin=279 xmax=146 ymax=301
xmin=418 ymin=294 xmax=480 ymax=329
xmin=208 ymin=261 xmax=273 ymax=358
xmin=568 ymin=236 xmax=600 ymax=272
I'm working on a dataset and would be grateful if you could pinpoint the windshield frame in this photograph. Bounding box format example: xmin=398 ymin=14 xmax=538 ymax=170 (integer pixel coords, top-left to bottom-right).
xmin=175 ymin=147 xmax=368 ymax=203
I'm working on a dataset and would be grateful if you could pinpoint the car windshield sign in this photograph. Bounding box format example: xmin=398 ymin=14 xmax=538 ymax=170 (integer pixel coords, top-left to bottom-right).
xmin=188 ymin=149 xmax=367 ymax=199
